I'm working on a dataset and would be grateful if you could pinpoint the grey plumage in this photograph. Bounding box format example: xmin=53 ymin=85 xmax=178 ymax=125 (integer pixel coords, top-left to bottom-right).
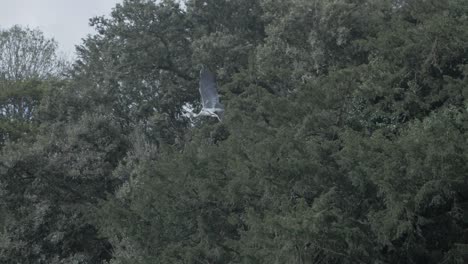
xmin=195 ymin=66 xmax=224 ymax=121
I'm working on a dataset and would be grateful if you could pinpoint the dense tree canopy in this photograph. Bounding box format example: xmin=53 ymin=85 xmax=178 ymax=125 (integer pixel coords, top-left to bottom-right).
xmin=0 ymin=25 xmax=67 ymax=146
xmin=1 ymin=0 xmax=468 ymax=263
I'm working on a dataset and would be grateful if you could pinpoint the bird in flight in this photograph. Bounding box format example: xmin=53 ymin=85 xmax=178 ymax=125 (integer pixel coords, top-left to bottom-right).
xmin=191 ymin=66 xmax=224 ymax=121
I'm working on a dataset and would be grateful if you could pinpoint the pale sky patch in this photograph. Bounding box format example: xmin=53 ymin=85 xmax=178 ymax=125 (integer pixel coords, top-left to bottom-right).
xmin=0 ymin=0 xmax=122 ymax=57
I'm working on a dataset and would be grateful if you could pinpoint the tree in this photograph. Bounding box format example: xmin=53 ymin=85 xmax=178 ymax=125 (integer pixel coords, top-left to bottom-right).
xmin=94 ymin=0 xmax=468 ymax=263
xmin=2 ymin=0 xmax=468 ymax=263
xmin=0 ymin=25 xmax=68 ymax=146
xmin=0 ymin=25 xmax=65 ymax=81
xmin=0 ymin=112 xmax=128 ymax=263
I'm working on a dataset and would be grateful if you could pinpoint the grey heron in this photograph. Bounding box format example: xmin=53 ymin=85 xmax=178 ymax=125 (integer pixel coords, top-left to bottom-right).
xmin=191 ymin=66 xmax=224 ymax=121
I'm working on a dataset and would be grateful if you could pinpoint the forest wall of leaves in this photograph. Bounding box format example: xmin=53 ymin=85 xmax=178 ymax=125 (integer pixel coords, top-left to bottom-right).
xmin=1 ymin=0 xmax=468 ymax=263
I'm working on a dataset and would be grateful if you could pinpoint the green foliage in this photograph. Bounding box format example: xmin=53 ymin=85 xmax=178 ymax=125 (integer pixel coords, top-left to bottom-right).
xmin=0 ymin=113 xmax=128 ymax=263
xmin=0 ymin=79 xmax=59 ymax=146
xmin=0 ymin=25 xmax=68 ymax=146
xmin=2 ymin=0 xmax=468 ymax=263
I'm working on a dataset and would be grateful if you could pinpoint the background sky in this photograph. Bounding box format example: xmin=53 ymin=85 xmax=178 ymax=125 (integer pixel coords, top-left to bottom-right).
xmin=0 ymin=0 xmax=122 ymax=57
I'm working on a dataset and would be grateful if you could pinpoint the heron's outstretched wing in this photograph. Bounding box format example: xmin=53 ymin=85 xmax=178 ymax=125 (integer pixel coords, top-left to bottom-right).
xmin=199 ymin=67 xmax=224 ymax=109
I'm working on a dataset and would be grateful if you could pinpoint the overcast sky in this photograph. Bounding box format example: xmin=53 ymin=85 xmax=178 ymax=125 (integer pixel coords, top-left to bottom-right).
xmin=0 ymin=0 xmax=121 ymax=56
